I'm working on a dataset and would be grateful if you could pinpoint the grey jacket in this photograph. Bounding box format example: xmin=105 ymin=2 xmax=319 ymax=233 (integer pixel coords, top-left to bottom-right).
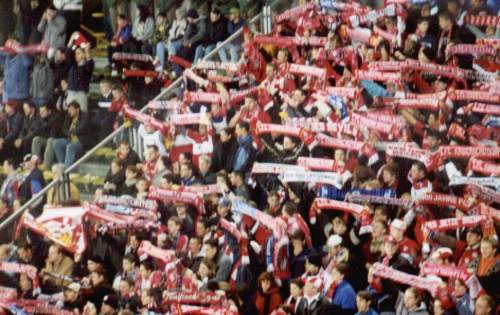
xmin=38 ymin=15 xmax=67 ymax=49
xmin=31 ymin=59 xmax=54 ymax=101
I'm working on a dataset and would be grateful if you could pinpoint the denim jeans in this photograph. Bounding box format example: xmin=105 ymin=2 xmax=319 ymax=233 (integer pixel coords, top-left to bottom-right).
xmin=168 ymin=39 xmax=182 ymax=56
xmin=218 ymin=43 xmax=242 ymax=62
xmin=52 ymin=138 xmax=83 ymax=168
xmin=156 ymin=41 xmax=167 ymax=68
xmin=194 ymin=44 xmax=216 ymax=64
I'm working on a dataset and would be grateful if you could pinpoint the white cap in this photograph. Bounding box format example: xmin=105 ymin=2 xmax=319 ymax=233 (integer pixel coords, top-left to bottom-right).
xmin=327 ymin=234 xmax=342 ymax=248
xmin=391 ymin=219 xmax=407 ymax=232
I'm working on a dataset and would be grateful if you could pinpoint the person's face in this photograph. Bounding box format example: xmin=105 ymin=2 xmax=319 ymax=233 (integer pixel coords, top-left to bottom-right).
xmin=329 ymin=244 xmax=340 ymax=256
xmin=87 ymin=260 xmax=99 ymax=273
xmin=290 ymin=283 xmax=301 ymax=297
xmin=277 ymin=50 xmax=287 ymax=63
xmin=17 ymin=248 xmax=31 ymax=262
xmin=68 ymin=106 xmax=77 ymax=118
xmin=265 ymin=65 xmax=276 ymax=77
xmin=4 ymin=105 xmax=14 ymax=116
xmin=198 ymin=124 xmax=208 ymax=136
xmin=390 ymin=227 xmax=404 ymax=241
xmin=244 ymin=97 xmax=257 ymax=110
xmin=188 ymin=239 xmax=201 ymax=255
xmin=129 ymin=235 xmax=140 ymax=248
xmin=55 ymin=49 xmax=65 ymax=62
xmin=198 ymin=262 xmax=210 ymax=278
xmin=112 ymin=89 xmax=123 ymax=101
xmin=283 ymin=137 xmax=295 ymax=151
xmin=409 ymin=164 xmax=423 ymax=182
xmin=439 ymin=17 xmax=450 ymax=31
xmin=305 ymin=262 xmax=319 ymax=274
xmin=217 ymin=204 xmax=229 ymax=217
xmin=46 ymin=9 xmax=56 ymax=20
xmin=180 ymin=164 xmax=191 ymax=179
xmin=19 ymin=273 xmax=32 ymax=291
xmin=119 ymin=144 xmax=130 ymax=156
xmin=125 ymin=168 xmax=137 ymax=180
xmin=447 ymin=2 xmax=458 ymax=15
xmin=39 ymin=106 xmax=49 ymax=119
xmin=100 ymin=82 xmax=111 ymax=96
xmin=157 ymin=15 xmax=166 ymax=24
xmin=176 ymin=205 xmax=186 ymax=217
xmin=404 ymin=290 xmax=418 ymax=309
xmin=119 ymin=280 xmax=131 ymax=296
xmin=356 ymin=297 xmax=370 ymax=313
xmin=303 ymin=282 xmax=317 ymax=297
xmin=203 ymin=244 xmax=217 ymax=260
xmin=292 ymin=90 xmax=305 ymax=104
xmin=199 ymin=158 xmax=210 ymax=174
xmin=382 ymin=170 xmax=394 ymax=185
xmin=260 ymin=279 xmax=271 ymax=293
xmin=384 ymin=241 xmax=398 ymax=257
xmin=196 ymin=222 xmax=207 ymax=238
xmin=210 ymin=12 xmax=220 ymax=22
xmin=480 ymin=241 xmax=495 ymax=258
xmin=466 ymin=231 xmax=481 ymax=247
xmin=417 ymin=20 xmax=429 ymax=34
xmin=122 ymin=259 xmax=134 ymax=272
xmin=136 ymin=179 xmax=148 ymax=192
xmin=334 ymin=149 xmax=345 ymax=162
xmin=75 ymin=48 xmax=85 ymax=63
xmin=372 ymin=222 xmax=386 ymax=238
xmin=235 ymin=125 xmax=244 ymax=137
xmin=61 ymin=80 xmax=69 ymax=91
xmin=333 ymin=220 xmax=346 ymax=235
xmin=267 ymin=194 xmax=278 ymax=209
xmin=453 ymin=279 xmax=467 ymax=297
xmin=146 ymin=148 xmax=159 ymax=162
xmin=475 ymin=298 xmax=492 ymax=315
xmin=139 ymin=265 xmax=151 ymax=278
xmin=22 ymin=103 xmax=32 ymax=116
xmin=176 ymin=11 xmax=183 ymax=20
xmin=331 ymin=268 xmax=343 ymax=283
xmin=167 ymin=220 xmax=179 ymax=236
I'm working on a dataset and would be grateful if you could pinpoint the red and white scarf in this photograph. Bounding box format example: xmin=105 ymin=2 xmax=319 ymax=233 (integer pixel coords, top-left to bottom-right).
xmin=148 ymin=186 xmax=206 ymax=215
xmin=0 ymin=262 xmax=39 ymax=290
xmin=371 ymin=262 xmax=441 ymax=297
xmin=463 ymin=14 xmax=500 ymax=27
xmin=449 ymin=44 xmax=498 ymax=56
xmin=416 ymin=192 xmax=473 ymax=213
xmin=95 ymin=195 xmax=157 ymax=211
xmin=137 ymin=240 xmax=176 ymax=263
xmin=275 ymin=2 xmax=317 ymax=23
xmin=123 ymin=107 xmax=171 ymax=134
xmin=112 ymin=52 xmax=153 ymax=63
xmin=309 ymin=198 xmax=371 ymax=227
xmin=467 ymin=158 xmax=500 ymax=176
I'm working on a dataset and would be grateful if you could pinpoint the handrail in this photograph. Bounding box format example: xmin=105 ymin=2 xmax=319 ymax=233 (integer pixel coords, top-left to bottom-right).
xmin=0 ymin=7 xmax=269 ymax=234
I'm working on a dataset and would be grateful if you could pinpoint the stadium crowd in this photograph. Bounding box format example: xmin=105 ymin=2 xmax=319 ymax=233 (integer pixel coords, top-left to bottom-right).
xmin=0 ymin=0 xmax=499 ymax=314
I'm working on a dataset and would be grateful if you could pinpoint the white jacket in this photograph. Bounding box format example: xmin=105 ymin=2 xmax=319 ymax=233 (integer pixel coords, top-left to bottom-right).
xmin=53 ymin=0 xmax=82 ymax=11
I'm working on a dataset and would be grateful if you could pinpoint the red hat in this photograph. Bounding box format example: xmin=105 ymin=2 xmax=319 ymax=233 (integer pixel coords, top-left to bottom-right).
xmin=71 ymin=32 xmax=90 ymax=50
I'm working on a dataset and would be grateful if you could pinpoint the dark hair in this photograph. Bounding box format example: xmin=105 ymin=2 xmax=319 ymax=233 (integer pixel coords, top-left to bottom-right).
xmin=204 ymin=238 xmax=219 ymax=249
xmin=4 ymin=158 xmax=16 ymax=169
xmin=117 ymin=14 xmax=127 ymax=20
xmin=291 ymin=230 xmax=305 ymax=241
xmin=157 ymin=12 xmax=167 ymax=18
xmin=236 ymin=121 xmax=250 ymax=132
xmin=439 ymin=11 xmax=453 ymax=22
xmin=68 ymin=101 xmax=80 ymax=110
xmin=290 ymin=278 xmax=304 ymax=289
xmin=283 ymin=202 xmax=298 ymax=216
xmin=334 ymin=262 xmax=349 ymax=276
xmin=140 ymin=259 xmax=154 ymax=271
xmin=357 ymin=290 xmax=372 ymax=302
xmin=168 ymin=216 xmax=182 ymax=226
xmin=412 ymin=161 xmax=427 ymax=175
xmin=147 ymin=144 xmax=159 ymax=152
xmin=123 ymin=253 xmax=137 ymax=265
xmin=138 ymin=5 xmax=150 ymax=22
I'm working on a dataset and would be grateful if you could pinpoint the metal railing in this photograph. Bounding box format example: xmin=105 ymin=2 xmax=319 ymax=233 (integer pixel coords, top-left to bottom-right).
xmin=0 ymin=0 xmax=295 ymax=235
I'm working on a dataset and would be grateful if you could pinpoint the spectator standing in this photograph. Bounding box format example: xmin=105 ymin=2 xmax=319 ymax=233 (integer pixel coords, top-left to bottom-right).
xmin=193 ymin=7 xmax=228 ymax=63
xmin=52 ymin=0 xmax=82 ymax=41
xmin=254 ymin=272 xmax=282 ymax=315
xmin=38 ymin=5 xmax=67 ymax=58
xmin=17 ymin=0 xmax=46 ymax=44
xmin=0 ymin=0 xmax=15 ymax=45
xmin=52 ymin=101 xmax=91 ymax=168
xmin=47 ymin=163 xmax=80 ymax=205
xmin=30 ymin=56 xmax=54 ymax=106
xmin=0 ymin=50 xmax=32 ymax=104
xmin=218 ymin=7 xmax=244 ymax=63
xmin=66 ymin=35 xmax=94 ymax=113
xmin=31 ymin=104 xmax=63 ymax=169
